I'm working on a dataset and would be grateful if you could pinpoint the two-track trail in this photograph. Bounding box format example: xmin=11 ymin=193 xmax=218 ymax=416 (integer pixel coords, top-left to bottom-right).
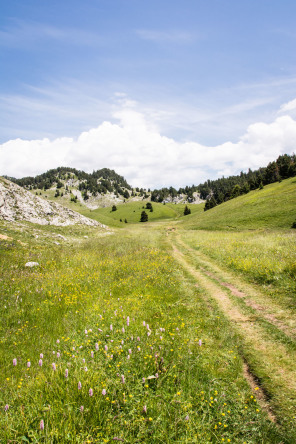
xmin=167 ymin=228 xmax=296 ymax=430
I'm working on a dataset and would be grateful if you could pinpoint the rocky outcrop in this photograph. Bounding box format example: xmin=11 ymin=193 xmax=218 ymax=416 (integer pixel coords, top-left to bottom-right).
xmin=0 ymin=177 xmax=106 ymax=227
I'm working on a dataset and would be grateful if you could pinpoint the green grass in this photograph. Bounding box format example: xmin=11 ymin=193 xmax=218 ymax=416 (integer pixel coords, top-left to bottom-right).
xmin=182 ymin=177 xmax=296 ymax=230
xmin=0 ymin=222 xmax=284 ymax=443
xmin=78 ymin=202 xmax=202 ymax=227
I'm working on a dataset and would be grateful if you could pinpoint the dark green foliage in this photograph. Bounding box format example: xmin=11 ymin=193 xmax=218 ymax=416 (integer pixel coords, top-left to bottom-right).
xmin=292 ymin=220 xmax=296 ymax=229
xmin=259 ymin=181 xmax=264 ymax=190
xmin=146 ymin=202 xmax=153 ymax=210
xmin=140 ymin=211 xmax=148 ymax=222
xmin=112 ymin=205 xmax=117 ymax=212
xmin=183 ymin=205 xmax=191 ymax=215
xmin=124 ymin=219 xmax=128 ymax=223
xmin=7 ymin=166 xmax=132 ymax=197
xmin=70 ymin=194 xmax=78 ymax=203
xmin=204 ymin=196 xmax=217 ymax=211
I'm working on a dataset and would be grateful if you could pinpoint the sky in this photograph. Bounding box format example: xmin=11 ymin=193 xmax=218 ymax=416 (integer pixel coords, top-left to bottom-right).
xmin=1 ymin=0 xmax=296 ymax=189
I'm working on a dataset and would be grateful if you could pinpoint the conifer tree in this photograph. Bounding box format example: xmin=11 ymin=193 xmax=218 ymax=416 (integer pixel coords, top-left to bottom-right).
xmin=140 ymin=211 xmax=148 ymax=222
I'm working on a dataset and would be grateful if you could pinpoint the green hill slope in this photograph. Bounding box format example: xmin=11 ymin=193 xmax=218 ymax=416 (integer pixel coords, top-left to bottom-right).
xmin=79 ymin=201 xmax=180 ymax=227
xmin=182 ymin=177 xmax=296 ymax=230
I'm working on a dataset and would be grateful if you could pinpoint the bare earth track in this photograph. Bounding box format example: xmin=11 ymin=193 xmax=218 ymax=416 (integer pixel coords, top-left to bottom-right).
xmin=167 ymin=228 xmax=296 ymax=431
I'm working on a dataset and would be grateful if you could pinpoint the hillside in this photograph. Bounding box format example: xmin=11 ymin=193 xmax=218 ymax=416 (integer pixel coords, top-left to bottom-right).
xmin=181 ymin=177 xmax=296 ymax=230
xmin=0 ymin=176 xmax=107 ymax=227
xmin=6 ymin=167 xmax=149 ymax=210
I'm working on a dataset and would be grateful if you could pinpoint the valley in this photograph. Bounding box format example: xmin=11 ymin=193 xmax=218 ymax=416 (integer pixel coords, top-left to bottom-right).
xmin=0 ymin=175 xmax=295 ymax=443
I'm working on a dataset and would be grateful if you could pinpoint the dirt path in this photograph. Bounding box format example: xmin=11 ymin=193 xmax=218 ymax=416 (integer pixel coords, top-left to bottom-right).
xmin=168 ymin=234 xmax=296 ymax=426
xmin=174 ymin=234 xmax=296 ymax=341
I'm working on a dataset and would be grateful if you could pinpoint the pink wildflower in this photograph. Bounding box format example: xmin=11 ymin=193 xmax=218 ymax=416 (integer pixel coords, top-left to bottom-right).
xmin=39 ymin=359 xmax=43 ymax=367
xmin=121 ymin=375 xmax=125 ymax=384
xmin=52 ymin=363 xmax=56 ymax=371
xmin=80 ymin=405 xmax=84 ymax=412
xmin=89 ymin=388 xmax=93 ymax=396
xmin=40 ymin=419 xmax=44 ymax=430
xmin=4 ymin=404 xmax=9 ymax=412
xmin=102 ymin=389 xmax=106 ymax=396
xmin=65 ymin=369 xmax=68 ymax=378
xmin=27 ymin=361 xmax=31 ymax=368
xmin=40 ymin=353 xmax=43 ymax=359
xmin=78 ymin=381 xmax=82 ymax=390
xmin=13 ymin=358 xmax=17 ymax=366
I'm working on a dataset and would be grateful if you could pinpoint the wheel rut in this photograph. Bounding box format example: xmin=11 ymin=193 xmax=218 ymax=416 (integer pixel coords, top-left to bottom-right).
xmin=169 ymin=237 xmax=296 ymax=426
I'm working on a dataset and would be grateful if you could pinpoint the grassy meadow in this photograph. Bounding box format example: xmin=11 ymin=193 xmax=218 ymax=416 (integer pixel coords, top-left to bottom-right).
xmin=1 ymin=177 xmax=296 ymax=443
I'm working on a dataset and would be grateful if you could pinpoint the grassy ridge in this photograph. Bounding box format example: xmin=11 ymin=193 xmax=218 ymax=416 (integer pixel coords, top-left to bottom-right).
xmin=182 ymin=177 xmax=296 ymax=230
xmin=78 ymin=202 xmax=202 ymax=227
xmin=0 ymin=222 xmax=282 ymax=443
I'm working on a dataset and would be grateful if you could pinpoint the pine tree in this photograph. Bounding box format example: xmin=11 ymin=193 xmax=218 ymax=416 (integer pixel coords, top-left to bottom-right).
xmin=184 ymin=205 xmax=191 ymax=215
xmin=140 ymin=211 xmax=148 ymax=222
xmin=112 ymin=205 xmax=117 ymax=212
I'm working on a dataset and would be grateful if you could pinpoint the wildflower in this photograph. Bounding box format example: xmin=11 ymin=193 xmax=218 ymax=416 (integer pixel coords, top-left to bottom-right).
xmin=78 ymin=381 xmax=82 ymax=390
xmin=39 ymin=359 xmax=43 ymax=367
xmin=198 ymin=339 xmax=202 ymax=346
xmin=95 ymin=343 xmax=99 ymax=350
xmin=40 ymin=419 xmax=44 ymax=430
xmin=121 ymin=375 xmax=125 ymax=384
xmin=13 ymin=358 xmax=17 ymax=366
xmin=85 ymin=329 xmax=88 ymax=334
xmin=52 ymin=363 xmax=56 ymax=371
xmin=122 ymin=327 xmax=125 ymax=334
xmin=98 ymin=328 xmax=103 ymax=332
xmin=142 ymin=377 xmax=145 ymax=383
xmin=155 ymin=373 xmax=159 ymax=378
xmin=65 ymin=369 xmax=68 ymax=378
xmin=91 ymin=351 xmax=94 ymax=358
xmin=40 ymin=353 xmax=43 ymax=359
xmin=56 ymin=339 xmax=60 ymax=344
xmin=128 ymin=349 xmax=132 ymax=354
xmin=83 ymin=358 xmax=86 ymax=363
xmin=104 ymin=345 xmax=108 ymax=352
xmin=102 ymin=389 xmax=106 ymax=396
xmin=146 ymin=324 xmax=149 ymax=330
xmin=84 ymin=367 xmax=88 ymax=372
xmin=143 ymin=321 xmax=146 ymax=326
xmin=127 ymin=355 xmax=130 ymax=360
xmin=185 ymin=415 xmax=189 ymax=421
xmin=57 ymin=352 xmax=60 ymax=358
xmin=27 ymin=361 xmax=31 ymax=368
xmin=80 ymin=405 xmax=84 ymax=412
xmin=137 ymin=336 xmax=140 ymax=341
xmin=127 ymin=316 xmax=130 ymax=326
xmin=4 ymin=404 xmax=9 ymax=412
xmin=143 ymin=405 xmax=147 ymax=414
xmin=110 ymin=324 xmax=113 ymax=331
xmin=160 ymin=336 xmax=163 ymax=340
xmin=89 ymin=388 xmax=93 ymax=396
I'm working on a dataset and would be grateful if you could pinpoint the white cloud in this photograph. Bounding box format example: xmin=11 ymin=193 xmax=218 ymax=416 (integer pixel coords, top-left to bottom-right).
xmin=1 ymin=104 xmax=296 ymax=189
xmin=279 ymin=98 xmax=296 ymax=113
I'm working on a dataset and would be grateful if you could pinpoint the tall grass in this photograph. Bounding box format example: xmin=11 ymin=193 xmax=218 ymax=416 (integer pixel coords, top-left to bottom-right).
xmin=0 ymin=222 xmax=282 ymax=443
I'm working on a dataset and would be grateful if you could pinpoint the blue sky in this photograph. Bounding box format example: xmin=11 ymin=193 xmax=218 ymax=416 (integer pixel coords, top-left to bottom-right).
xmin=1 ymin=0 xmax=296 ymax=188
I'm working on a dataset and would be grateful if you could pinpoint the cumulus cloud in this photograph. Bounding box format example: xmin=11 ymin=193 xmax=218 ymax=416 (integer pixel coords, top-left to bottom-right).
xmin=279 ymin=98 xmax=296 ymax=113
xmin=1 ymin=105 xmax=296 ymax=189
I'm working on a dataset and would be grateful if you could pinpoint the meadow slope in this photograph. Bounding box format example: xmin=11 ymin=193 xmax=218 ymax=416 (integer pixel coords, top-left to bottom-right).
xmin=0 ymin=177 xmax=295 ymax=443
